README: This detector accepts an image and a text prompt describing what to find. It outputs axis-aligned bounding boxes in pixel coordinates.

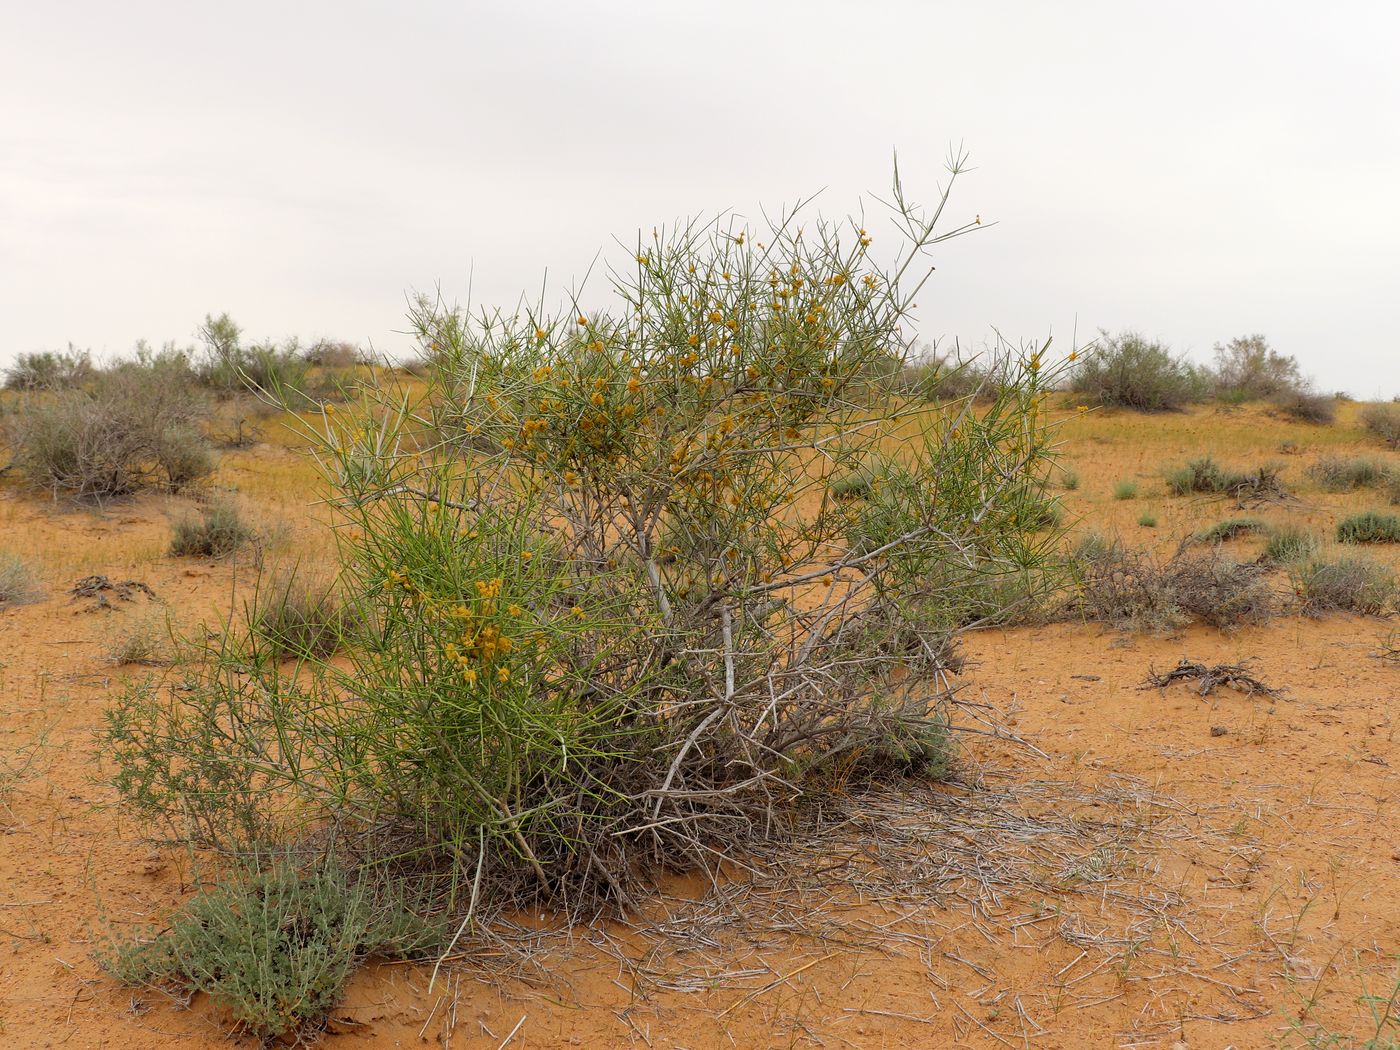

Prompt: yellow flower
[535,328,548,341]
[522,550,534,562]
[590,392,606,407]
[497,666,511,683]
[687,333,699,346]
[627,377,641,393]
[1069,350,1079,362]
[708,310,723,323]
[462,668,478,684]
[508,604,523,617]
[570,605,584,620]
[576,315,588,326]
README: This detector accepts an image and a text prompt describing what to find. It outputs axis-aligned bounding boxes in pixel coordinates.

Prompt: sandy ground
[2,403,1398,1049]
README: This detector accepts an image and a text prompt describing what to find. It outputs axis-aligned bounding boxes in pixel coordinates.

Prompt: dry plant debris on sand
[1141,658,1285,699]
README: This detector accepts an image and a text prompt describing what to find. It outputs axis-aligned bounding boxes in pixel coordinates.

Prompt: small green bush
[1164,457,1286,502]
[1137,513,1157,528]
[1061,469,1080,491]
[1196,518,1268,544]
[1337,512,1400,544]
[1068,331,1209,412]
[106,616,173,667]
[1361,404,1400,449]
[0,554,42,606]
[1166,457,1228,496]
[1307,455,1391,491]
[1261,525,1319,564]
[101,855,444,1043]
[170,504,255,558]
[1294,558,1397,615]
[244,571,348,661]
[1112,480,1138,501]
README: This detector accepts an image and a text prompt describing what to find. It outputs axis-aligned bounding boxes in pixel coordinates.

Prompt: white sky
[3,1,1397,395]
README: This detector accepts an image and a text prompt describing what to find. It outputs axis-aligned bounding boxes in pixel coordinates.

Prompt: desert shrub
[1061,469,1079,491]
[194,313,312,399]
[169,503,255,558]
[105,171,1070,952]
[1261,525,1319,564]
[1272,386,1336,425]
[1362,404,1400,449]
[1071,539,1274,632]
[1164,457,1286,503]
[107,615,173,667]
[1386,474,1400,506]
[102,854,443,1043]
[1337,512,1400,544]
[301,339,363,368]
[1210,335,1303,402]
[1112,480,1138,501]
[243,571,348,661]
[1294,557,1397,615]
[0,554,41,606]
[1307,455,1391,491]
[3,347,93,391]
[1196,517,1268,543]
[1068,331,1209,411]
[1165,457,1228,496]
[1138,513,1157,528]
[6,360,214,500]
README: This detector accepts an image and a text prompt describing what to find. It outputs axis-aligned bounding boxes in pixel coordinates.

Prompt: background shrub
[3,347,93,391]
[194,312,313,400]
[1307,455,1391,491]
[1210,334,1303,401]
[1361,404,1400,449]
[1112,479,1138,501]
[1294,557,1397,615]
[1068,331,1209,411]
[1272,386,1336,425]
[6,359,214,500]
[1070,539,1274,633]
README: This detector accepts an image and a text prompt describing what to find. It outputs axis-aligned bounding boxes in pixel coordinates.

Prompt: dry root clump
[70,575,157,611]
[1141,658,1282,699]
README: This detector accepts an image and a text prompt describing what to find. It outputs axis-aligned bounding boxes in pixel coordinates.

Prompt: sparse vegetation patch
[1337,512,1400,545]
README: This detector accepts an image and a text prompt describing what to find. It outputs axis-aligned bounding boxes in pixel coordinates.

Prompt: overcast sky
[3,1,1397,395]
